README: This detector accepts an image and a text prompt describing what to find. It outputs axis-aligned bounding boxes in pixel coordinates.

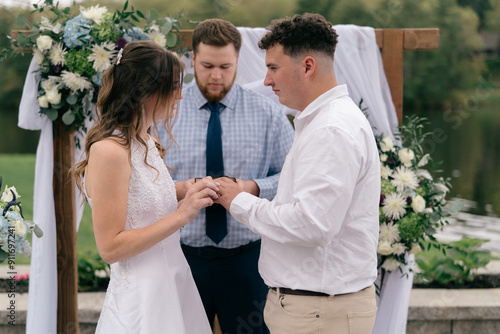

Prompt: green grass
[0,154,96,266]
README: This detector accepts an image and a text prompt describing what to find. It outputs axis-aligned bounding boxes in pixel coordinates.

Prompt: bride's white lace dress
[90,136,211,334]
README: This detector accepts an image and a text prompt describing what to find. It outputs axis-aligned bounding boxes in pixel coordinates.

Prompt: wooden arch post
[14,27,438,333]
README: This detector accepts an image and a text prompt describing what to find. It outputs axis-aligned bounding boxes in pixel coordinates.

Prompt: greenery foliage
[415,238,499,287]
[78,249,110,292]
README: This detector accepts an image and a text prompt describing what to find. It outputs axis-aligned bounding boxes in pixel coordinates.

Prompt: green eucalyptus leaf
[33,224,44,238]
[66,94,78,105]
[15,14,28,27]
[183,73,194,83]
[161,19,173,35]
[147,9,159,21]
[16,34,29,45]
[62,109,75,125]
[166,32,177,48]
[45,108,58,121]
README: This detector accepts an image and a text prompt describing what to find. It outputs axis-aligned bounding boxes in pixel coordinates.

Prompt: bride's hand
[177,177,219,223]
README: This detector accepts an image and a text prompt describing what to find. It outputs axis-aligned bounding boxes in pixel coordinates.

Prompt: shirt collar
[295,84,349,121]
[191,82,239,111]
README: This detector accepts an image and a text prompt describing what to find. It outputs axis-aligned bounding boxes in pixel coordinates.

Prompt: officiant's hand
[178,177,220,223]
[215,177,244,210]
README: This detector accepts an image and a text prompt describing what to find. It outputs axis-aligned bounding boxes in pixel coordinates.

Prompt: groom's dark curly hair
[258,13,339,59]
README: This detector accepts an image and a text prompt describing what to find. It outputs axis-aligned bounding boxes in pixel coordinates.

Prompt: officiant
[158,18,294,334]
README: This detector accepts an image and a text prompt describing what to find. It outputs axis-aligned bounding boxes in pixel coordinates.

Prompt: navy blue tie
[205,102,227,244]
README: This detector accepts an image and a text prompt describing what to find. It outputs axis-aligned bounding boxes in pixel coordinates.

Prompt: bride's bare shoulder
[90,137,129,163]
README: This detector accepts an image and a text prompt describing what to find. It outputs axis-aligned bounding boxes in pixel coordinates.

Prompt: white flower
[380,135,394,152]
[377,240,393,255]
[48,43,67,66]
[33,47,45,65]
[41,76,61,92]
[1,186,20,202]
[380,163,392,179]
[12,220,27,237]
[36,35,53,51]
[398,148,415,167]
[147,30,167,48]
[391,242,406,255]
[149,24,160,32]
[39,16,62,34]
[417,153,430,167]
[416,169,433,180]
[80,5,108,24]
[411,195,426,213]
[391,166,419,192]
[380,154,388,162]
[434,182,449,194]
[46,89,62,105]
[409,243,422,255]
[379,221,401,244]
[88,42,116,73]
[38,95,49,108]
[382,258,401,272]
[61,71,92,93]
[382,193,407,221]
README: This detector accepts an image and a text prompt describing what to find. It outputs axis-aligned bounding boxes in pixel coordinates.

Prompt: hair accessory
[116,48,124,65]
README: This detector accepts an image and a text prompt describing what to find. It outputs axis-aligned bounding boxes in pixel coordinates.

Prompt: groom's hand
[215,177,244,210]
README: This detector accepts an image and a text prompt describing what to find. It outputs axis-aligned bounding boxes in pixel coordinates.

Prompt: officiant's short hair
[192,19,242,55]
[259,13,339,59]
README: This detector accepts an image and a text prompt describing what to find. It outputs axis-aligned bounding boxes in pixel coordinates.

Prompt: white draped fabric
[18,24,407,333]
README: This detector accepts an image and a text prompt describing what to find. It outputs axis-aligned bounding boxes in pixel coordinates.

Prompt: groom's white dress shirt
[230,84,381,295]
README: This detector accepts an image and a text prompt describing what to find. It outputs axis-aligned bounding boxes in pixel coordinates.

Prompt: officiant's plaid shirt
[159,83,294,249]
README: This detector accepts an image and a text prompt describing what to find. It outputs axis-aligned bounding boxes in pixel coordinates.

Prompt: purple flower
[53,64,61,74]
[115,37,127,50]
[406,196,412,205]
[380,193,385,206]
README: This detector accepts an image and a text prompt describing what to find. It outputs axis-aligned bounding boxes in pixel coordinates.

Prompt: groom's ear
[191,51,196,67]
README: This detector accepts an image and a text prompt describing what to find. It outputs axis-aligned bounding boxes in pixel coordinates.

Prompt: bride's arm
[86,139,219,264]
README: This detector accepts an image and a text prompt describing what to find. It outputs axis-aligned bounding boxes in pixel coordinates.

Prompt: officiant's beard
[195,71,237,103]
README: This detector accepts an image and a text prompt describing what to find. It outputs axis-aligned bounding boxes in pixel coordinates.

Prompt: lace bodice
[126,137,177,230]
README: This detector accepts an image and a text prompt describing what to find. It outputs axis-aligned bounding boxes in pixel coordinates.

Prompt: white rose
[398,148,415,167]
[1,186,21,202]
[36,35,53,51]
[409,243,422,255]
[377,240,393,255]
[380,154,388,162]
[46,89,62,105]
[38,95,49,108]
[411,195,426,213]
[12,220,27,237]
[380,135,394,153]
[381,258,401,272]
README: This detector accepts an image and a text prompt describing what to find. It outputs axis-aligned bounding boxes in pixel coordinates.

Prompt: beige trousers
[264,285,377,334]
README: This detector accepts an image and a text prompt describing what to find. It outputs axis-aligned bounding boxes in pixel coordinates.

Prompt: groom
[216,13,381,333]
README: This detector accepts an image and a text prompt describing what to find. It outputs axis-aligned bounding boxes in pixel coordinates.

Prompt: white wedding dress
[89,136,211,334]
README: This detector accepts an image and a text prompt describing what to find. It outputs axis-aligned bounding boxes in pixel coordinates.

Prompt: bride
[73,40,217,333]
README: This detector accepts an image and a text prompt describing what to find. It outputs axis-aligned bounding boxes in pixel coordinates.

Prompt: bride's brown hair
[73,40,184,195]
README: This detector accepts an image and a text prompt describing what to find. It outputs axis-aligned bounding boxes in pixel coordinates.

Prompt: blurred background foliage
[1,0,499,125]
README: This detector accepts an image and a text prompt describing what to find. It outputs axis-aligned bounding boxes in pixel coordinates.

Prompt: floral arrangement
[0,177,43,263]
[3,0,188,147]
[376,115,463,274]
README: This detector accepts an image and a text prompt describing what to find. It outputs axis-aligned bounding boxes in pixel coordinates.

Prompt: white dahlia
[380,163,392,179]
[48,42,67,66]
[61,71,92,93]
[80,5,108,24]
[391,243,406,255]
[382,258,401,272]
[147,30,167,48]
[391,166,419,192]
[379,221,401,244]
[88,42,116,73]
[382,192,407,221]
